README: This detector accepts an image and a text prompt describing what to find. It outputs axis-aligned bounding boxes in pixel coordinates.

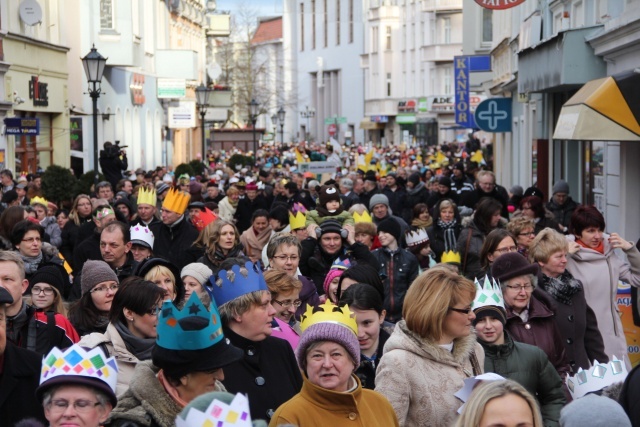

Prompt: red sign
[473,0,526,9]
[328,123,337,135]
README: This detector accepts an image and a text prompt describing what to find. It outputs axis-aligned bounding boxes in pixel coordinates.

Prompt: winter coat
[305,209,354,227]
[41,215,62,247]
[198,244,246,276]
[382,185,407,216]
[372,247,420,323]
[456,216,489,280]
[340,191,360,210]
[427,199,462,263]
[79,322,144,397]
[235,195,269,233]
[297,275,321,318]
[355,327,390,390]
[222,327,303,421]
[150,216,202,271]
[566,234,640,369]
[217,196,237,222]
[505,291,571,379]
[22,243,67,287]
[480,331,565,427]
[402,183,430,223]
[427,189,459,211]
[99,150,128,189]
[269,374,399,427]
[0,342,46,426]
[460,187,510,218]
[536,271,608,372]
[534,214,563,235]
[375,321,484,427]
[107,361,226,427]
[546,197,579,228]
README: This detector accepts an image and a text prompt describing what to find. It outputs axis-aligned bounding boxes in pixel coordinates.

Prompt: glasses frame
[146,306,162,316]
[505,284,533,292]
[448,306,472,314]
[31,286,55,296]
[47,399,101,414]
[272,298,302,308]
[90,284,119,294]
[272,255,300,262]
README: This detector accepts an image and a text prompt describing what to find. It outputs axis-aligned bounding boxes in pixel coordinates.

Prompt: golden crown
[441,250,461,265]
[137,187,157,206]
[353,210,372,223]
[289,211,307,230]
[162,188,190,214]
[300,300,358,336]
[30,196,48,207]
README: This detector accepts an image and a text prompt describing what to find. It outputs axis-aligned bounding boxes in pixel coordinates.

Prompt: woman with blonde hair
[375,266,484,426]
[60,194,93,269]
[507,215,537,258]
[455,380,544,427]
[197,219,246,273]
[218,186,240,222]
[135,257,185,305]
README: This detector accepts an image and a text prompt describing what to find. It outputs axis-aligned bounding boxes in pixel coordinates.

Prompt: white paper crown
[40,345,119,393]
[176,393,253,427]
[405,228,429,246]
[130,225,155,249]
[565,357,628,399]
[472,276,505,311]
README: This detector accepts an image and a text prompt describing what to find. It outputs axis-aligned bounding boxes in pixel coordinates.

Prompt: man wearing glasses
[460,170,510,218]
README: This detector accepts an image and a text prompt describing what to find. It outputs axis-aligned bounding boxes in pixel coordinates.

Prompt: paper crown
[353,210,373,223]
[472,276,505,311]
[163,187,191,214]
[209,261,268,307]
[130,225,154,249]
[405,228,429,246]
[40,345,119,395]
[192,208,218,232]
[30,196,48,207]
[300,300,358,336]
[176,393,253,427]
[566,357,628,399]
[157,292,225,351]
[292,202,307,214]
[289,211,307,230]
[137,186,157,206]
[330,258,351,270]
[441,250,461,265]
[94,206,115,220]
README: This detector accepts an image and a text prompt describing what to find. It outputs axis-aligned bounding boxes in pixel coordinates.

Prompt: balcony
[368,5,401,21]
[422,0,462,13]
[155,50,198,80]
[421,43,462,63]
[364,99,400,116]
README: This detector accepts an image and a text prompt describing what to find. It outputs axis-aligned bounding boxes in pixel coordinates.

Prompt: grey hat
[509,185,524,196]
[560,394,631,427]
[181,262,213,285]
[80,260,118,296]
[156,183,170,195]
[369,193,390,210]
[553,180,570,195]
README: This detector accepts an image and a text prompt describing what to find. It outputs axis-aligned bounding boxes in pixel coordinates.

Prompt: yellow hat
[441,251,461,265]
[300,300,358,335]
[137,187,157,207]
[353,210,373,223]
[30,196,48,207]
[289,211,306,230]
[162,188,190,215]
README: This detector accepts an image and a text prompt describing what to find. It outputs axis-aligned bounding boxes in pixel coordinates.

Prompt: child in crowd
[305,184,355,227]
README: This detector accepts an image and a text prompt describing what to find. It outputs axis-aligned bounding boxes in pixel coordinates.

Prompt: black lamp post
[195,83,212,162]
[300,105,315,140]
[270,113,278,140]
[82,44,107,188]
[277,106,286,145]
[249,99,259,164]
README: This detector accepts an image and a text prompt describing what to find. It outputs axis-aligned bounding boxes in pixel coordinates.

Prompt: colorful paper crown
[209,261,268,307]
[163,187,191,214]
[192,208,218,232]
[330,258,351,270]
[40,345,119,395]
[176,393,253,427]
[94,206,115,220]
[566,357,628,399]
[405,228,429,246]
[441,250,461,265]
[472,276,505,311]
[137,186,157,206]
[289,211,307,230]
[30,196,48,207]
[292,202,307,214]
[130,225,154,249]
[300,300,358,336]
[353,210,373,223]
[157,292,224,351]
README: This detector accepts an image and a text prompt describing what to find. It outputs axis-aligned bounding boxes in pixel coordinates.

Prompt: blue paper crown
[331,258,351,270]
[156,293,224,351]
[209,261,268,307]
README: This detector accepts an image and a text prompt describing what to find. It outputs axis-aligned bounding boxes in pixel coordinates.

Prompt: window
[324,0,328,47]
[572,0,585,28]
[300,3,305,50]
[372,26,378,52]
[312,0,316,49]
[132,0,140,38]
[443,17,451,44]
[336,0,341,45]
[482,8,493,44]
[385,26,392,50]
[100,0,114,30]
[349,0,354,43]
[386,73,392,96]
[444,68,452,94]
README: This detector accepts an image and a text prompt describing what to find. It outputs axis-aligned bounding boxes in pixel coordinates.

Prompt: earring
[127,317,133,322]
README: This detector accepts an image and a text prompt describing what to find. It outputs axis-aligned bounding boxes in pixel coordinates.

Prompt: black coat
[359,188,379,212]
[235,195,269,234]
[340,191,360,210]
[355,327,390,390]
[619,362,640,426]
[222,328,303,421]
[372,247,420,323]
[0,342,46,426]
[99,150,128,189]
[150,217,202,271]
[382,186,406,216]
[402,184,430,223]
[460,188,509,218]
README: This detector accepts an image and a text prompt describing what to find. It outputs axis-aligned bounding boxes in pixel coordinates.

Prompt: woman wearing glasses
[519,196,563,235]
[264,269,303,350]
[79,277,165,396]
[478,229,518,280]
[507,216,537,258]
[69,260,120,337]
[491,253,571,379]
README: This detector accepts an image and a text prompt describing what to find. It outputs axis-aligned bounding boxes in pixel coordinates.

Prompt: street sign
[474,0,526,10]
[474,98,512,132]
[4,117,40,135]
[168,101,196,129]
[298,161,338,175]
[324,116,347,125]
[158,78,186,99]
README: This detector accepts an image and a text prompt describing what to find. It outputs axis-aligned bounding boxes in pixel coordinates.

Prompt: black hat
[134,258,185,305]
[318,184,341,208]
[284,182,298,192]
[439,176,452,187]
[29,266,67,297]
[523,186,544,200]
[408,172,421,187]
[454,162,465,172]
[1,190,18,204]
[187,201,205,210]
[377,218,401,243]
[473,305,507,326]
[0,286,13,305]
[490,252,539,283]
[364,175,377,184]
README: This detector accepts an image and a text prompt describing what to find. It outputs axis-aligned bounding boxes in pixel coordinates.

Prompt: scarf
[437,218,458,252]
[539,270,582,306]
[22,252,43,274]
[157,369,189,408]
[316,205,345,217]
[412,218,433,229]
[576,238,604,254]
[114,320,155,360]
[407,181,425,196]
[241,226,272,260]
[228,196,238,208]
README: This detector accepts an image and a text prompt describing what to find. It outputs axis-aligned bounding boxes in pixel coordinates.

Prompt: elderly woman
[136,257,185,305]
[491,253,571,379]
[477,229,518,279]
[427,199,462,263]
[79,277,165,396]
[197,219,246,273]
[375,266,484,427]
[507,216,537,258]
[240,209,272,263]
[11,219,66,284]
[213,259,303,422]
[354,221,378,250]
[218,186,240,222]
[37,344,118,427]
[566,205,640,369]
[269,300,399,427]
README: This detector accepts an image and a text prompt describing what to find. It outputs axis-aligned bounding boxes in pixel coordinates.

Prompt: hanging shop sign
[130,73,146,105]
[454,56,491,128]
[4,117,40,135]
[474,0,526,10]
[29,76,48,107]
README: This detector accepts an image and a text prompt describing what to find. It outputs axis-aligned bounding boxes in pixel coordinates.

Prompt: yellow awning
[554,72,640,141]
[359,119,384,130]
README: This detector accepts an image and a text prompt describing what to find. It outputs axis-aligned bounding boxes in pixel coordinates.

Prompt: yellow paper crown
[441,250,461,265]
[162,188,190,214]
[353,210,373,223]
[137,187,157,207]
[30,196,48,207]
[300,300,358,336]
[289,211,306,230]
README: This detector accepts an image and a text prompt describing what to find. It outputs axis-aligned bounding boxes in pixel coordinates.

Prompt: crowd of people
[1,138,640,426]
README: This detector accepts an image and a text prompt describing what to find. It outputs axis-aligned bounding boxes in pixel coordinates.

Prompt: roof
[251,17,282,45]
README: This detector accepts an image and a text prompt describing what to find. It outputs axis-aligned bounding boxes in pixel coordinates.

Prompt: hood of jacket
[41,242,63,265]
[566,233,615,261]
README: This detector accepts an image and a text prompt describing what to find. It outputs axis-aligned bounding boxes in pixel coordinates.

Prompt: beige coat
[375,321,484,427]
[566,235,640,369]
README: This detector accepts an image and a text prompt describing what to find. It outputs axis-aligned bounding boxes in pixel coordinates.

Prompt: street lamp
[277,106,286,145]
[249,99,260,164]
[270,113,278,138]
[300,106,315,140]
[195,83,212,163]
[82,44,107,188]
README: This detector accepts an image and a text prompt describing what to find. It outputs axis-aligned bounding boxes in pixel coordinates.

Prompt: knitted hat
[181,263,213,286]
[559,394,631,427]
[473,305,507,326]
[523,186,544,200]
[80,260,118,296]
[323,269,344,296]
[245,182,258,191]
[510,185,524,196]
[454,162,465,172]
[439,176,452,187]
[318,219,344,237]
[29,266,67,297]
[318,184,341,208]
[553,180,570,195]
[408,172,421,187]
[490,252,539,283]
[369,193,389,210]
[377,218,401,243]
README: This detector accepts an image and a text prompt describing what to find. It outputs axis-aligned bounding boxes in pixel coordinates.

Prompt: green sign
[324,116,347,125]
[396,114,416,124]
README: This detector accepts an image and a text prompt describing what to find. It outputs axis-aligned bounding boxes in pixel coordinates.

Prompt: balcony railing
[422,0,462,12]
